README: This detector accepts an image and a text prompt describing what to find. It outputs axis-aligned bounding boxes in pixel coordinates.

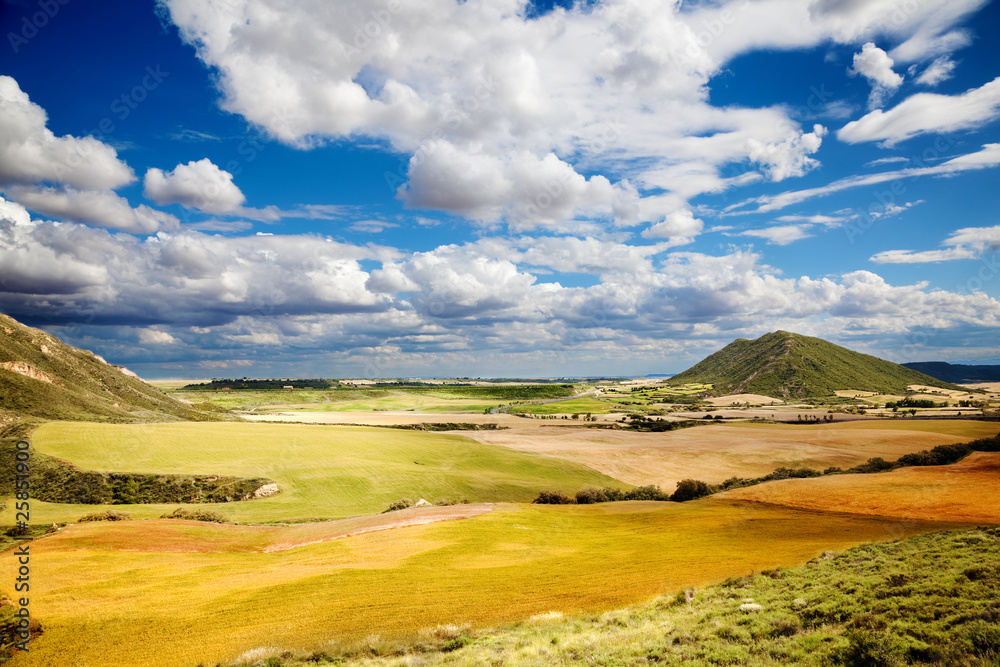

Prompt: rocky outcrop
[0,361,56,385]
[244,483,280,500]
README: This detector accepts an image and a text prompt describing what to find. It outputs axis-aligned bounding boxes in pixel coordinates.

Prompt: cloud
[398,143,619,229]
[4,185,178,234]
[740,224,815,245]
[0,76,135,191]
[871,225,1000,263]
[137,328,179,345]
[729,143,1000,214]
[0,197,396,327]
[747,124,827,181]
[349,220,398,234]
[914,56,956,86]
[838,77,1000,146]
[848,42,903,109]
[641,209,704,244]
[0,76,187,234]
[9,189,998,375]
[159,0,963,228]
[144,159,247,214]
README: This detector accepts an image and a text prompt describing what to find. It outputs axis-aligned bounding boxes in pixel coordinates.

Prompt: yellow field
[467,420,1000,491]
[0,500,961,667]
[721,452,1000,522]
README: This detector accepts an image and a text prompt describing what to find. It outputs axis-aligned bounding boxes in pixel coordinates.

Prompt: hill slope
[0,312,220,424]
[903,361,1000,384]
[669,331,967,399]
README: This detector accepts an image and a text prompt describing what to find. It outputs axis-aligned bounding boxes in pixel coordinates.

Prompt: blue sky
[1,0,999,378]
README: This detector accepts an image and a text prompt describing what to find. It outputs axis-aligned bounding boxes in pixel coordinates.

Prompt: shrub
[441,635,471,652]
[628,484,670,501]
[966,620,1000,656]
[382,498,413,513]
[670,479,715,502]
[533,491,575,504]
[576,488,609,504]
[79,510,131,522]
[846,457,898,474]
[835,628,906,667]
[159,508,227,523]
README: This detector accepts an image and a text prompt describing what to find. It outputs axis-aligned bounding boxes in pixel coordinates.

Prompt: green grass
[2,422,626,523]
[171,386,571,414]
[510,397,622,415]
[0,500,962,667]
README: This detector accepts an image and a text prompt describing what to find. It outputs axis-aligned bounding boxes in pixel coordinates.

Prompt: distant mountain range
[669,331,967,399]
[902,362,1000,384]
[0,312,221,426]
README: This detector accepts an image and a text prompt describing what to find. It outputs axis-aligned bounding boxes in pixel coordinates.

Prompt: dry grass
[466,420,1000,491]
[0,501,958,667]
[720,451,1000,522]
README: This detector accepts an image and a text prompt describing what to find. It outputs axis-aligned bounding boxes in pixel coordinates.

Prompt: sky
[0,0,999,379]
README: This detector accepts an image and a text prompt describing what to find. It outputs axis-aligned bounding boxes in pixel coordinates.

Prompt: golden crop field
[720,451,1000,522]
[467,420,1000,490]
[0,499,962,667]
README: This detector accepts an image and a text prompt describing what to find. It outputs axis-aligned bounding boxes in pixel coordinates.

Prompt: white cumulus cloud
[848,42,903,109]
[144,159,247,214]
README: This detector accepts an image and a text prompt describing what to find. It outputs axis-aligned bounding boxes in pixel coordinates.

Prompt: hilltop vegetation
[669,331,966,399]
[0,313,222,424]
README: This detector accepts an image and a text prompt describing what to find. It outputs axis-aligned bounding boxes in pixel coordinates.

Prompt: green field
[510,397,624,415]
[170,384,579,414]
[4,422,624,524]
[0,500,960,667]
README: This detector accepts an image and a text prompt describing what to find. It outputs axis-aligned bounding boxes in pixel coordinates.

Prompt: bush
[441,635,471,652]
[79,510,131,522]
[382,498,413,513]
[533,491,575,504]
[966,620,1000,656]
[159,508,227,523]
[576,488,609,504]
[846,457,898,474]
[670,479,715,502]
[835,628,906,667]
[628,484,670,501]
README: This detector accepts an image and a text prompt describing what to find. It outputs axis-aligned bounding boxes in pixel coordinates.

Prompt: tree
[670,479,714,502]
